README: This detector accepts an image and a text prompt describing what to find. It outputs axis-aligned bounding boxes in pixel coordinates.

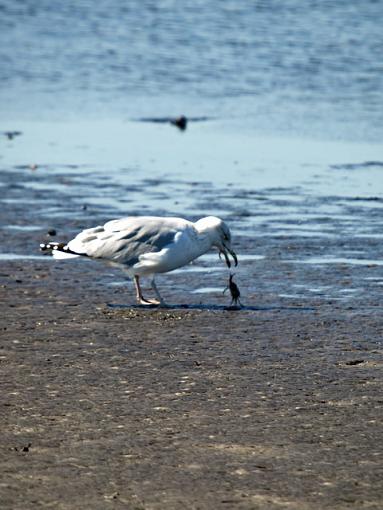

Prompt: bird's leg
[151,278,167,307]
[134,275,159,306]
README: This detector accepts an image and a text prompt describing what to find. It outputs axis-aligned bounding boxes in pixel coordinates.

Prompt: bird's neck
[193,218,219,256]
[193,229,216,258]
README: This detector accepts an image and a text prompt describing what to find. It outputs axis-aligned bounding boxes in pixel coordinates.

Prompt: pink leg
[134,275,160,305]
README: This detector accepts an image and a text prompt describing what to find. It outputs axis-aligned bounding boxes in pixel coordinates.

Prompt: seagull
[40,215,237,306]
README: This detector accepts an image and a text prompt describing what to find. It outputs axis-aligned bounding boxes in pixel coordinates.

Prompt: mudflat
[1,127,383,509]
[1,257,382,510]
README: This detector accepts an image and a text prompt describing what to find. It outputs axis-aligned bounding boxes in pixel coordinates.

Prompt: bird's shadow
[106,303,315,312]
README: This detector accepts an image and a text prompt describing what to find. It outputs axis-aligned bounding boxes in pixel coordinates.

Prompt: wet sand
[1,126,383,509]
[1,258,382,509]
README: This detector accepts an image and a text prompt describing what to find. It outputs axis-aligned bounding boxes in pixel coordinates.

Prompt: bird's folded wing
[67,216,192,266]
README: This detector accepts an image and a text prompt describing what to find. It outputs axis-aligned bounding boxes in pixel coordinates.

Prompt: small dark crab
[223,273,242,307]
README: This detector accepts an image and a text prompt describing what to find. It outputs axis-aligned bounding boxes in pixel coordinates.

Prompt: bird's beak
[219,246,238,268]
[228,247,238,267]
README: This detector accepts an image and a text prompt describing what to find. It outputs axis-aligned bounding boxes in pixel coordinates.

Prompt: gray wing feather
[68,216,191,266]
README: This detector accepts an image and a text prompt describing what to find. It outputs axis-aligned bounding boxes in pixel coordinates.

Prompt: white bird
[40,215,237,306]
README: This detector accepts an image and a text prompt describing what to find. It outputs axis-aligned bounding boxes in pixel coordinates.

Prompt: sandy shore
[1,124,383,508]
[1,256,382,509]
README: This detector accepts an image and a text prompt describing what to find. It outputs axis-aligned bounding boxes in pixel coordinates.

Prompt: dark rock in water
[170,115,187,131]
[3,131,22,140]
[133,115,216,130]
[133,115,218,131]
[47,228,57,236]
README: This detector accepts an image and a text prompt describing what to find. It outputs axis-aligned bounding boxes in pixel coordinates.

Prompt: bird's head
[195,216,238,268]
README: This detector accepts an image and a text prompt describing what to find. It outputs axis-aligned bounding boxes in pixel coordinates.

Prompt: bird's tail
[40,242,84,259]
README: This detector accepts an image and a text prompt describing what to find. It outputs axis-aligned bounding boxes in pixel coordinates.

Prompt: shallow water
[1,121,382,306]
[0,253,49,261]
[1,0,383,142]
[293,257,383,266]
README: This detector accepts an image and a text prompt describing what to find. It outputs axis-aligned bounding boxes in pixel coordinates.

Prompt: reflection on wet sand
[0,121,382,306]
